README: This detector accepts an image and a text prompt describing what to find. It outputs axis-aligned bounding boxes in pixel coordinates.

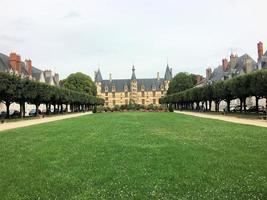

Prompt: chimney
[109,73,112,82]
[257,41,263,61]
[9,52,17,72]
[16,54,21,73]
[54,73,59,85]
[25,59,32,76]
[206,68,212,80]
[157,72,160,81]
[222,58,228,71]
[196,75,202,84]
[44,70,52,78]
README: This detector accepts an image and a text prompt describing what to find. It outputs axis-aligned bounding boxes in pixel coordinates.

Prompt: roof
[0,53,11,72]
[164,65,172,80]
[0,52,59,85]
[209,54,257,82]
[131,66,136,80]
[95,69,103,82]
[100,78,165,92]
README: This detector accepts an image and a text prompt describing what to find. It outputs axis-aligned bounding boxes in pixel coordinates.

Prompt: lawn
[0,112,266,199]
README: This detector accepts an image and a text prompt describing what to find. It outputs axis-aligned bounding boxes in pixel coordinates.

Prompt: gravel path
[0,112,92,132]
[175,111,267,128]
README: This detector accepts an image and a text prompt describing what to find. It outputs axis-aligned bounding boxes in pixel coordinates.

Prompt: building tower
[94,69,103,95]
[164,63,172,91]
[130,65,137,104]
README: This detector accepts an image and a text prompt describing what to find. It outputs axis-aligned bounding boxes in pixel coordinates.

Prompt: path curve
[0,112,92,132]
[175,111,267,128]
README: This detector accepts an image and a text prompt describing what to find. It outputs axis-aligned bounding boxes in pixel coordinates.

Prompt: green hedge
[0,72,104,117]
[160,69,267,112]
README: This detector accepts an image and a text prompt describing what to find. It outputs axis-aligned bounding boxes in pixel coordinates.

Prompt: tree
[60,72,97,96]
[167,72,196,95]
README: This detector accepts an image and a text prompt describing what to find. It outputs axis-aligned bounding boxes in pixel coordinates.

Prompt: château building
[95,65,172,107]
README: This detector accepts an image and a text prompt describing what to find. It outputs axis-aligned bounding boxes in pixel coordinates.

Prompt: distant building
[95,65,172,107]
[0,52,59,85]
[0,52,60,114]
[202,41,267,111]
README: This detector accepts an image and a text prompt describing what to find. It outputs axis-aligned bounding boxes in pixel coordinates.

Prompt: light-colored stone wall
[98,90,166,107]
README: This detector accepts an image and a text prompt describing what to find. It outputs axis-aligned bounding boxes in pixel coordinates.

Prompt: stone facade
[95,65,172,107]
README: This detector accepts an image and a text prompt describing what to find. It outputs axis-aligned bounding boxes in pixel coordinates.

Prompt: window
[105,97,108,101]
[105,86,108,92]
[153,99,156,104]
[113,100,116,105]
[142,99,145,105]
[125,99,128,105]
[105,103,108,106]
[125,92,128,97]
[142,91,145,97]
[161,91,164,95]
[105,92,108,96]
[112,92,115,98]
[153,91,156,97]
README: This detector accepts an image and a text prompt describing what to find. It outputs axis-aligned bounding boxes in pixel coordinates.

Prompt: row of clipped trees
[160,69,267,113]
[0,72,104,118]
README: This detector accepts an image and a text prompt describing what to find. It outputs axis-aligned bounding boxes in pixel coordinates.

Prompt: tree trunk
[35,104,40,117]
[6,102,10,119]
[255,96,259,113]
[240,99,243,113]
[20,101,24,118]
[226,99,230,112]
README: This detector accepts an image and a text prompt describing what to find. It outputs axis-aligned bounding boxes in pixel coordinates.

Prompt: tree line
[160,69,267,113]
[0,72,104,118]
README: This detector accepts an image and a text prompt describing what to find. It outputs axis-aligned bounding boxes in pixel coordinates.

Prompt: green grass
[0,112,266,199]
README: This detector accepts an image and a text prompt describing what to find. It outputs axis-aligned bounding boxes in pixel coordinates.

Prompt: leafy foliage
[60,72,97,96]
[167,72,197,95]
[160,69,267,112]
[0,72,104,117]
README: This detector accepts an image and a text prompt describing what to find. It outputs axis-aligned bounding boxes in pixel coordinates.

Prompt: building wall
[98,90,167,107]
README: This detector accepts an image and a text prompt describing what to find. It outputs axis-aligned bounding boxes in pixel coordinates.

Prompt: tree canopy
[60,72,97,96]
[167,72,197,95]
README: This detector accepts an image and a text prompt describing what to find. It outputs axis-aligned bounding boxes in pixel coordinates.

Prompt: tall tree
[167,72,196,95]
[60,72,97,96]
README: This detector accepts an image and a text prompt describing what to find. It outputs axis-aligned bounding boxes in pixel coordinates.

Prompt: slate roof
[131,66,136,80]
[209,54,257,83]
[0,52,59,85]
[100,78,165,92]
[95,69,103,82]
[164,65,172,81]
[97,65,172,92]
[0,53,11,72]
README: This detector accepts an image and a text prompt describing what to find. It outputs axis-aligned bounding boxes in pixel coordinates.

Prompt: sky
[0,0,267,80]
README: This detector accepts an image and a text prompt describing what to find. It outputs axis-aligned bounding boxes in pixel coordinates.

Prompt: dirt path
[0,112,92,132]
[175,111,267,128]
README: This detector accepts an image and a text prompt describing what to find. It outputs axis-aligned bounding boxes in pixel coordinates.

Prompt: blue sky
[0,0,266,79]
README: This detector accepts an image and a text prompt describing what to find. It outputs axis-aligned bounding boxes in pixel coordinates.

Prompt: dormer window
[124,84,128,91]
[112,84,116,92]
[105,86,108,92]
[152,85,156,91]
[141,85,145,91]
